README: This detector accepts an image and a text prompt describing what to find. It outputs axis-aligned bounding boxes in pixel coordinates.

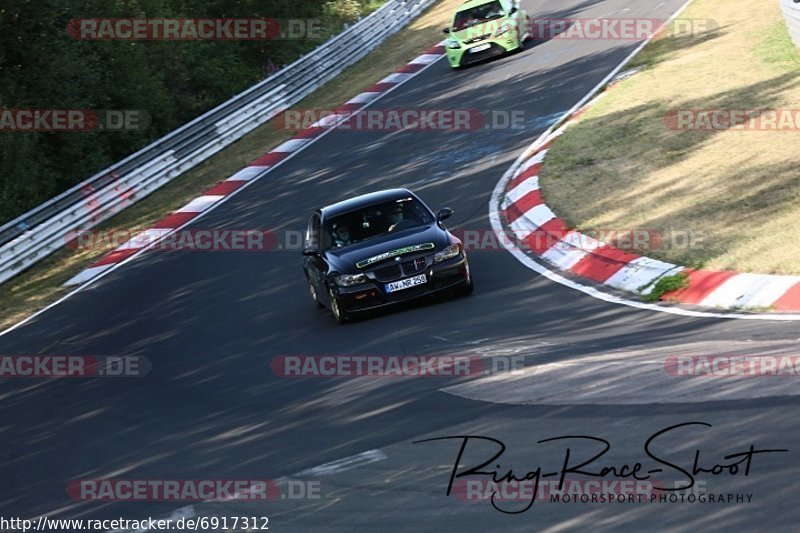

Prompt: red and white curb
[65,44,447,287]
[498,100,800,313]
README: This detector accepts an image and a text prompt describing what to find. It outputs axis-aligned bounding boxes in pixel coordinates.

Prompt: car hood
[324,224,450,273]
[452,19,507,41]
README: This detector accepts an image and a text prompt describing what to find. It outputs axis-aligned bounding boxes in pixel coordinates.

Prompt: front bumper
[330,254,470,314]
[446,37,519,68]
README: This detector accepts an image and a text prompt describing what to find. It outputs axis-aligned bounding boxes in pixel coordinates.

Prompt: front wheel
[517,15,531,49]
[328,288,350,324]
[456,277,474,297]
[514,32,526,53]
[309,282,324,309]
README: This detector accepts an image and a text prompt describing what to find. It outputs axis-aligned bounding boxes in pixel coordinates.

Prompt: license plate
[385,274,427,293]
[469,43,491,53]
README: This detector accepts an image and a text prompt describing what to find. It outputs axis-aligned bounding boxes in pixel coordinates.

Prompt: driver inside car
[387,204,406,232]
[386,202,422,232]
[332,224,352,247]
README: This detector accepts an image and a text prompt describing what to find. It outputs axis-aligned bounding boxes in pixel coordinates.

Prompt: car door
[303,212,328,299]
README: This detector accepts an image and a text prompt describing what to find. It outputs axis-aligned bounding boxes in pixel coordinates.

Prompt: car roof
[457,0,499,12]
[320,188,417,219]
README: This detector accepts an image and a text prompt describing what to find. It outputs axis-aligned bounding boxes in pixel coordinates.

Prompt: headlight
[447,38,461,49]
[494,24,511,37]
[334,273,368,287]
[434,243,461,263]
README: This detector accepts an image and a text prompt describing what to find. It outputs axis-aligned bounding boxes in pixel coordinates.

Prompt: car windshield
[453,1,506,31]
[323,197,435,250]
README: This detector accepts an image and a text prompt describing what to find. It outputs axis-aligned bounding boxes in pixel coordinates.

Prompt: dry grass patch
[540,0,800,274]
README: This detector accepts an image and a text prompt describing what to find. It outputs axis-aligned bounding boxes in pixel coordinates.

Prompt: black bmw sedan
[302,188,473,323]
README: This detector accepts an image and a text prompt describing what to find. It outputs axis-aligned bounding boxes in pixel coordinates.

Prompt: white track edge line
[488,0,800,322]
[0,54,446,338]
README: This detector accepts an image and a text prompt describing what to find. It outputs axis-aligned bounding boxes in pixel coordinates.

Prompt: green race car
[443,0,531,69]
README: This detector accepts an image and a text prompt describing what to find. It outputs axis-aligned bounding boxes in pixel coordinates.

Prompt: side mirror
[442,27,451,34]
[509,7,518,14]
[437,207,454,221]
[302,247,319,256]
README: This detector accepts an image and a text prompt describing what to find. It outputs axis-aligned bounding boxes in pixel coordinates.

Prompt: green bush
[642,272,690,302]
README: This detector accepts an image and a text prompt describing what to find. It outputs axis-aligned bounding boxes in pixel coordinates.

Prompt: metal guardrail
[0,0,436,285]
[782,0,800,47]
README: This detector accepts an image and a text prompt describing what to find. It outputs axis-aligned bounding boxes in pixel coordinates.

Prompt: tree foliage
[0,0,380,224]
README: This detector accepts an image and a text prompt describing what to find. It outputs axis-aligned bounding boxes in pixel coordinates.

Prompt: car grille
[371,256,428,282]
[463,33,491,45]
[401,257,427,276]
[462,43,506,65]
[374,264,402,281]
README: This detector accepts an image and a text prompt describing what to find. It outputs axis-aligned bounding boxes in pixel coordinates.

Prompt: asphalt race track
[2,0,799,531]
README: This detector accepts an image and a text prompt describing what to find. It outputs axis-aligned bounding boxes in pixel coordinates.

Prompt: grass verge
[0,0,461,332]
[643,272,689,302]
[539,0,800,276]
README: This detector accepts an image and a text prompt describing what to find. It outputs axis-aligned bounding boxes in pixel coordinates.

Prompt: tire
[456,277,474,297]
[308,282,324,309]
[516,16,530,51]
[513,32,526,53]
[328,287,350,324]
